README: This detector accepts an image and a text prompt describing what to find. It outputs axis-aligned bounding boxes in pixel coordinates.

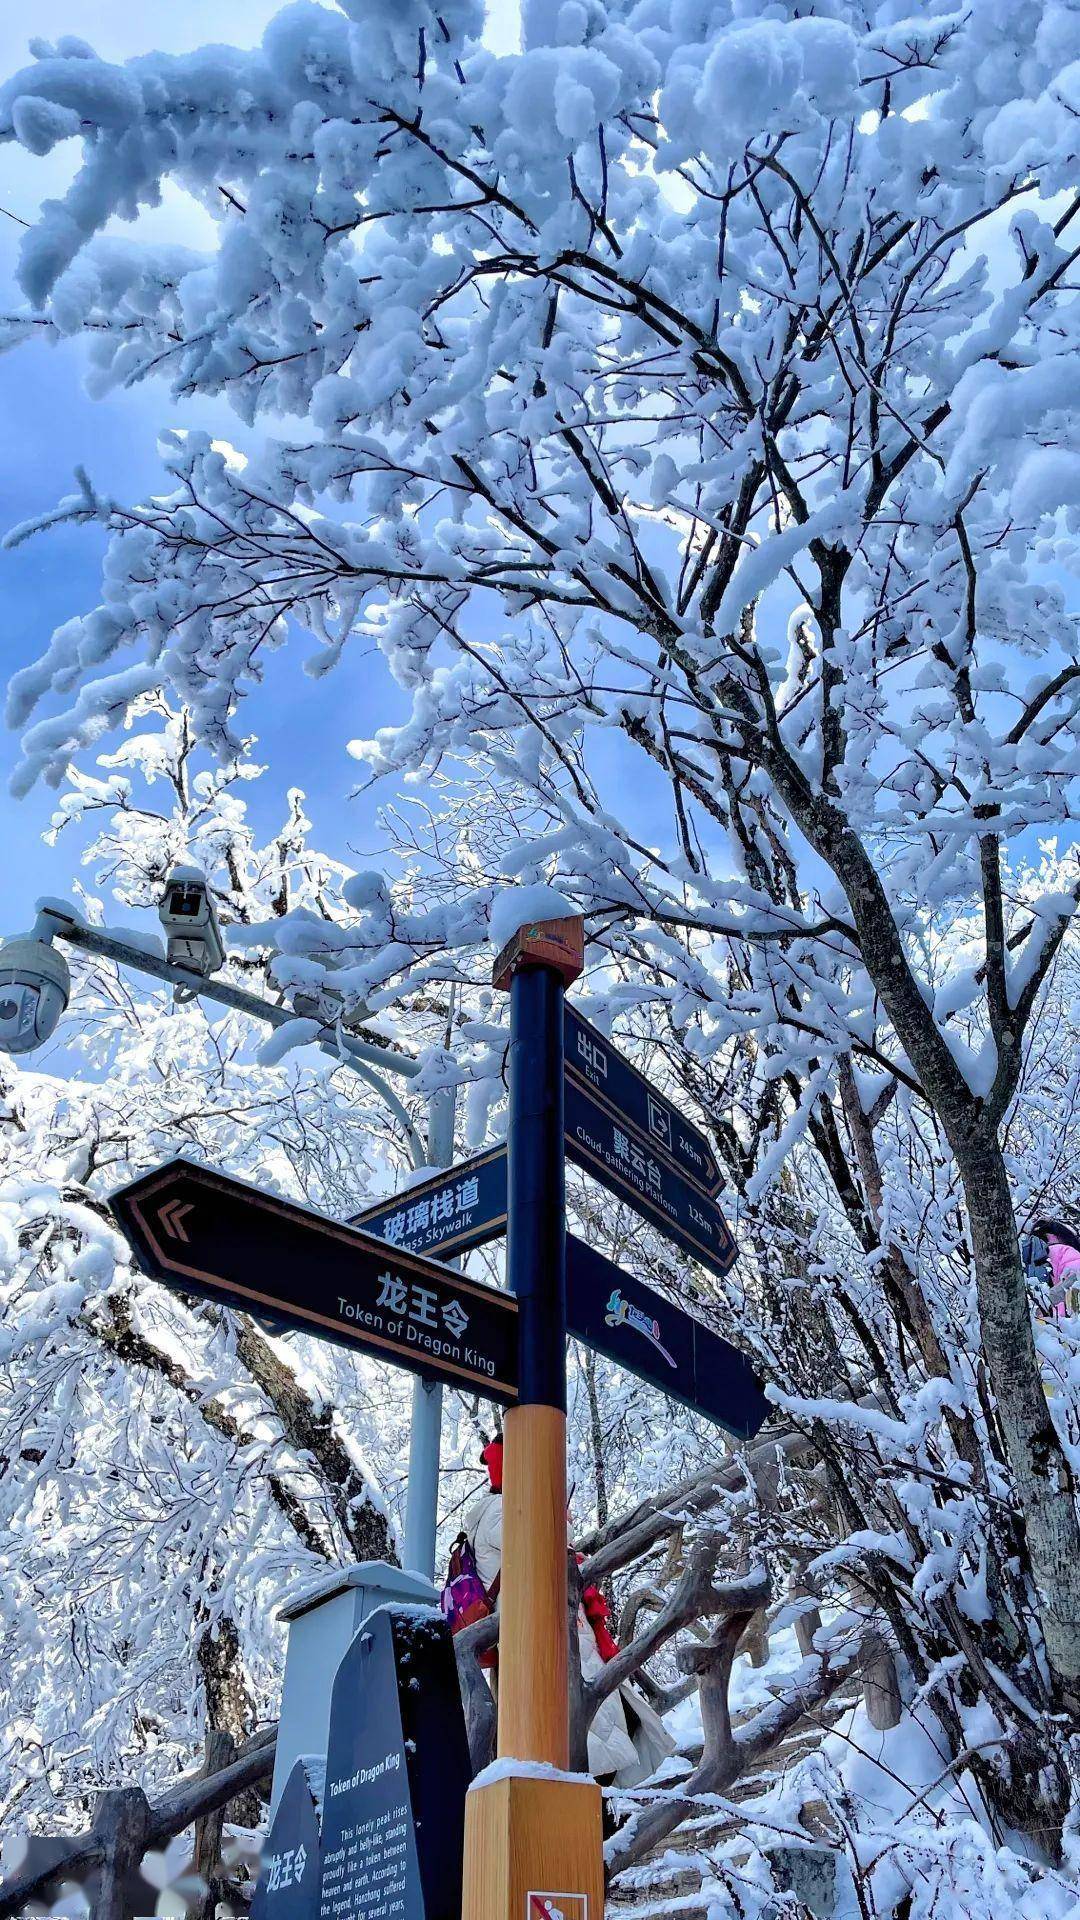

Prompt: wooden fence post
[91,1787,151,1920]
[792,1550,824,1657]
[862,1631,903,1730]
[191,1729,237,1919]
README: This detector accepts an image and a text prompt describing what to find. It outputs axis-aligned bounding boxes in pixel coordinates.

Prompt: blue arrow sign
[565,1007,722,1197]
[566,1237,767,1439]
[564,1078,738,1279]
[350,1146,508,1260]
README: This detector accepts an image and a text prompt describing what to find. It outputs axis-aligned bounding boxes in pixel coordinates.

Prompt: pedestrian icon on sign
[528,1896,589,1919]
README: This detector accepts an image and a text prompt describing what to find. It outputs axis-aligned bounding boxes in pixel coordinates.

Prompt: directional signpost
[462,912,604,1920]
[354,1015,734,1278]
[109,908,767,1920]
[110,1159,520,1404]
[564,1006,722,1194]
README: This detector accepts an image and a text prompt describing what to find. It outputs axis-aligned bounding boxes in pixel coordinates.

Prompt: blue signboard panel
[350,1147,507,1260]
[564,1008,722,1197]
[564,1079,738,1280]
[566,1237,767,1440]
[320,1607,470,1920]
[354,1088,736,1285]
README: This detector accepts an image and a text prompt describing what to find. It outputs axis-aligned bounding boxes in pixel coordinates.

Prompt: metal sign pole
[402,1081,458,1579]
[463,914,604,1920]
[498,959,571,1763]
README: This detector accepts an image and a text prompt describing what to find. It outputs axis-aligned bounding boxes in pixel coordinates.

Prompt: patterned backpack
[440,1532,495,1632]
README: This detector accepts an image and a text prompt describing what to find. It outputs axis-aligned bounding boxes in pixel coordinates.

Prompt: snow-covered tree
[4,0,1080,1898]
[0,705,416,1831]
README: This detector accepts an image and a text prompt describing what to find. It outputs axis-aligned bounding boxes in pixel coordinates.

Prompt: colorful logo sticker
[603,1289,676,1369]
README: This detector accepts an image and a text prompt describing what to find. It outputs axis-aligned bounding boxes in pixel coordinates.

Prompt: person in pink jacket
[1024,1217,1080,1317]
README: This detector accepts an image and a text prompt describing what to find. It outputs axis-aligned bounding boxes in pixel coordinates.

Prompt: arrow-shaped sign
[111,1160,520,1403]
[565,1238,767,1440]
[564,1008,722,1197]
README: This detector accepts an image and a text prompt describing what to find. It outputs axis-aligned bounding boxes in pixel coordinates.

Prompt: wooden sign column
[462,914,604,1920]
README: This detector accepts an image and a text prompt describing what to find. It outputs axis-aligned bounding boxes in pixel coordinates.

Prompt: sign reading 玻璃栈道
[109,1159,519,1403]
[350,1146,507,1260]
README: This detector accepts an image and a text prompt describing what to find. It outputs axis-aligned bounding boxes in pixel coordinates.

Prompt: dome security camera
[0,935,71,1055]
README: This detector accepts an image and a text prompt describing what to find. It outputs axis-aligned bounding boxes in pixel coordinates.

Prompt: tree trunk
[953,1142,1080,1695]
[769,783,1080,1699]
[198,1612,263,1829]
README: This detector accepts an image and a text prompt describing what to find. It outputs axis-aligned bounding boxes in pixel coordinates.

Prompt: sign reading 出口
[564,1008,722,1197]
[110,1160,519,1402]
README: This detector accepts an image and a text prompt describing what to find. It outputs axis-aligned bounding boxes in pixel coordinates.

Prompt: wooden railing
[0,1728,276,1920]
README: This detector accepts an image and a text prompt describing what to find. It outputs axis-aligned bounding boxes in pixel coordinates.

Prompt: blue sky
[0,1,531,940]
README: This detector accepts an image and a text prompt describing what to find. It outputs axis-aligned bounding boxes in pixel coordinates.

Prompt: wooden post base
[461,1773,605,1920]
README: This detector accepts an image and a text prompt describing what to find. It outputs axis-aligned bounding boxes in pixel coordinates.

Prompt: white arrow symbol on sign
[159,1199,194,1243]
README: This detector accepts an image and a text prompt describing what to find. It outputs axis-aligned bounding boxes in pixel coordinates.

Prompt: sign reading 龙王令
[110,1160,519,1402]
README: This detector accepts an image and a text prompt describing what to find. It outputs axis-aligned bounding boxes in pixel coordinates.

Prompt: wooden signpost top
[491,913,584,991]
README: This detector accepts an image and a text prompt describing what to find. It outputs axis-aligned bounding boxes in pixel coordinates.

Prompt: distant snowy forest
[1,2,1080,1915]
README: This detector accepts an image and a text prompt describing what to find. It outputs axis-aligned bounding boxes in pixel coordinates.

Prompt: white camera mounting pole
[18,901,450,1578]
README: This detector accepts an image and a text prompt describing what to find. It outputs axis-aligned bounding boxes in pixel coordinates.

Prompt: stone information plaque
[319,1605,470,1920]
[250,1757,322,1920]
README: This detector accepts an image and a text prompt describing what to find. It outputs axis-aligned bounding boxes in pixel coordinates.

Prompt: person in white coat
[463,1437,674,1787]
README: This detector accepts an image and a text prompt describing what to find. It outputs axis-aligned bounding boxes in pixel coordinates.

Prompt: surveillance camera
[0,935,71,1055]
[158,865,225,977]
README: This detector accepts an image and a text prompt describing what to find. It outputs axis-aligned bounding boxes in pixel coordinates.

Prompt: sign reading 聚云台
[563,1078,738,1280]
[109,1160,519,1402]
